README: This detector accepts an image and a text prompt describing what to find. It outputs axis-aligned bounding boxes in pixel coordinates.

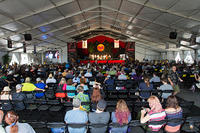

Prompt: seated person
[35,78,47,98]
[5,111,36,133]
[89,100,110,133]
[158,78,173,99]
[12,84,26,111]
[46,73,56,84]
[91,87,102,111]
[75,86,90,112]
[108,68,117,76]
[140,96,166,132]
[66,70,74,79]
[72,73,80,84]
[104,75,114,90]
[76,78,89,91]
[150,73,161,83]
[84,69,92,78]
[66,79,76,99]
[55,78,67,102]
[118,71,127,80]
[0,110,5,133]
[64,98,88,133]
[0,73,9,89]
[111,99,131,133]
[22,77,44,92]
[190,73,200,92]
[96,72,104,77]
[0,86,12,111]
[138,77,154,99]
[165,95,183,133]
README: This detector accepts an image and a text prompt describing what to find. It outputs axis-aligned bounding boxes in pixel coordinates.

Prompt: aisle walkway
[177,88,200,108]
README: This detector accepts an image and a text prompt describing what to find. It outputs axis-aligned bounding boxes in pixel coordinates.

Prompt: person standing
[168,66,183,95]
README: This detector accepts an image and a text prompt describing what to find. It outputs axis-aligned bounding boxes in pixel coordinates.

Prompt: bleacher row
[22,116,200,133]
[0,88,193,116]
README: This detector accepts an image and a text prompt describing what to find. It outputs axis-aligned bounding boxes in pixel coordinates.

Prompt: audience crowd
[0,61,199,133]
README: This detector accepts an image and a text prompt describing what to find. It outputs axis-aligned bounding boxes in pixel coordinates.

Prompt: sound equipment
[169,31,177,39]
[34,45,36,54]
[7,39,12,48]
[24,34,32,41]
[23,42,26,53]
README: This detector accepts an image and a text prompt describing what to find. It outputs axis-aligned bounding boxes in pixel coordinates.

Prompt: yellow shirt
[22,83,36,91]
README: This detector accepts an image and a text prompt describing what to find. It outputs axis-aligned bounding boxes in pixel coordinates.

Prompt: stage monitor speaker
[24,34,32,41]
[169,31,177,39]
[7,39,12,48]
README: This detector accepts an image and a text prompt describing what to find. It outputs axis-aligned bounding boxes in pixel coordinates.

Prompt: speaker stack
[169,31,177,39]
[7,39,12,48]
[24,34,32,41]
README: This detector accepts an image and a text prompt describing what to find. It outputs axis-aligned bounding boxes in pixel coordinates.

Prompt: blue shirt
[139,82,154,99]
[150,76,161,83]
[67,86,76,97]
[35,83,46,98]
[73,77,80,83]
[159,84,173,99]
[105,78,114,90]
[64,109,88,133]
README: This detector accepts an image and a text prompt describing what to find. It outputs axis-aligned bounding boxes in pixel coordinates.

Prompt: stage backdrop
[76,35,135,60]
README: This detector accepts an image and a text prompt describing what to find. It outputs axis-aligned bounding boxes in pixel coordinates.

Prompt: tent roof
[0,0,200,53]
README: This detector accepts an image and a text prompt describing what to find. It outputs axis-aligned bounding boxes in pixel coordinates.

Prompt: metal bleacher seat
[48,99,62,112]
[36,99,49,111]
[125,79,138,90]
[47,83,58,90]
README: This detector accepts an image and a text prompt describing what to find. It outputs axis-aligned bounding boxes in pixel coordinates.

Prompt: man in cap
[12,84,26,111]
[64,98,88,133]
[89,99,110,133]
[35,78,47,98]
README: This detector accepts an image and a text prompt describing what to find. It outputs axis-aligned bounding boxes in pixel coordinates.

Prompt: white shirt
[0,125,5,133]
[46,78,56,84]
[84,72,92,78]
[118,74,127,80]
[6,122,35,133]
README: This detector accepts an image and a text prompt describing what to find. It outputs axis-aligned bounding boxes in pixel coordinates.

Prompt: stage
[80,60,125,64]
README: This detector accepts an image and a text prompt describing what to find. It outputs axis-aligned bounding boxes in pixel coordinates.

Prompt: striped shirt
[165,108,183,132]
[148,109,166,131]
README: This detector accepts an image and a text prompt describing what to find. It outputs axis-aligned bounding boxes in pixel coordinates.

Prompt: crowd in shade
[0,60,199,133]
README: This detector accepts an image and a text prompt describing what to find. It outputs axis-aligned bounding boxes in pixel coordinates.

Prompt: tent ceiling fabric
[0,0,199,52]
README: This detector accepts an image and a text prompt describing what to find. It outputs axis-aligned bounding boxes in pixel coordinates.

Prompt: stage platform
[80,60,125,64]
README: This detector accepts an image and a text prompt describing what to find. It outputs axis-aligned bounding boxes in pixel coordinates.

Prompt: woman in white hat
[0,86,12,110]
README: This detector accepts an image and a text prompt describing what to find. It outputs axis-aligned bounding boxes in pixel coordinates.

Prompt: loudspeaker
[7,39,12,48]
[169,31,177,39]
[23,43,26,53]
[24,34,32,41]
[33,45,36,54]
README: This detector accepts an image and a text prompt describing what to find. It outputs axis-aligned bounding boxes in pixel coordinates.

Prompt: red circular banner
[97,44,105,52]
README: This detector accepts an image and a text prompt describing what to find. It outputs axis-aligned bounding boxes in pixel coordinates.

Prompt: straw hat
[3,86,11,92]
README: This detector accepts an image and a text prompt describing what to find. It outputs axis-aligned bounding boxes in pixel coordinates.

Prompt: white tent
[0,0,199,62]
